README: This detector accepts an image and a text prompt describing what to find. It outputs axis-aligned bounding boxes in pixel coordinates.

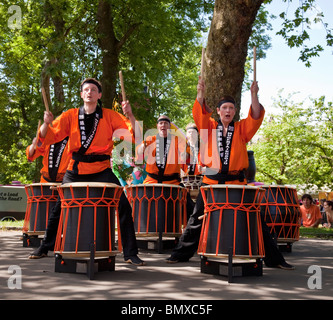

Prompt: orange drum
[181,175,203,201]
[260,185,301,243]
[54,183,123,257]
[198,185,265,258]
[23,183,60,235]
[126,184,187,236]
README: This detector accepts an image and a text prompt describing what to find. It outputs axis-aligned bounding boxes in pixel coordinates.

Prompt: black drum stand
[136,232,180,253]
[54,242,117,280]
[200,248,263,283]
[22,232,44,248]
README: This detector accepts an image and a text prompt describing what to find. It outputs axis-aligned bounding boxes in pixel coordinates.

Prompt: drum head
[201,184,264,191]
[28,183,61,187]
[126,183,184,189]
[60,182,121,189]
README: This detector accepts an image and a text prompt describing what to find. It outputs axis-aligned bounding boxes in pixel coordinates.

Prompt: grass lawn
[300,226,333,239]
[0,219,24,230]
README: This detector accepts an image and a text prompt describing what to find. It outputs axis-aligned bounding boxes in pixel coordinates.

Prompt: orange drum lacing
[126,184,187,234]
[23,185,58,233]
[198,186,265,258]
[261,186,301,241]
[54,185,123,254]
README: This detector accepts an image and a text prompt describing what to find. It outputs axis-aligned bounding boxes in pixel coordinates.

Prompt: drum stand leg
[136,232,179,253]
[54,242,116,280]
[200,248,263,283]
[88,242,96,280]
[228,248,233,283]
[158,232,163,254]
[278,242,293,253]
[22,233,43,248]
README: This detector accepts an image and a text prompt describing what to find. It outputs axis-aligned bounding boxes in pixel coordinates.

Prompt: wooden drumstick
[41,87,53,127]
[41,87,49,112]
[34,120,41,150]
[200,47,205,79]
[119,71,128,117]
[253,46,257,83]
[119,71,127,102]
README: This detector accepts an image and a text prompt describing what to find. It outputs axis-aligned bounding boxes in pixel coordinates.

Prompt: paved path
[0,231,332,300]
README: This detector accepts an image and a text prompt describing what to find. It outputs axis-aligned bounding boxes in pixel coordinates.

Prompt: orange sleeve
[192,98,216,133]
[42,110,72,146]
[26,144,45,162]
[238,105,265,143]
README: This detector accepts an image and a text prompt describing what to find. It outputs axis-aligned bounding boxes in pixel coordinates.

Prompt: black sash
[44,137,69,182]
[155,134,171,175]
[206,120,240,184]
[72,105,103,174]
[187,142,199,175]
[77,105,102,154]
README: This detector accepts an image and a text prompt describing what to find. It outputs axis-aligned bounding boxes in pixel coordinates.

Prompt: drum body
[181,175,203,201]
[126,184,187,235]
[198,185,265,258]
[23,183,59,234]
[54,183,123,257]
[260,185,301,242]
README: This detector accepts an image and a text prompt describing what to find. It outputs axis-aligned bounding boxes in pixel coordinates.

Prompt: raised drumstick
[119,71,128,117]
[119,71,127,102]
[253,46,257,83]
[41,87,49,112]
[41,87,53,127]
[200,47,205,79]
[34,120,41,150]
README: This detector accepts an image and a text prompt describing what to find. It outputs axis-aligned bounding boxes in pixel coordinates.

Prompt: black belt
[147,172,180,184]
[72,152,110,163]
[205,170,245,184]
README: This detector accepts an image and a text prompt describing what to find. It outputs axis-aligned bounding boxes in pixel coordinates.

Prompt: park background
[0,0,332,196]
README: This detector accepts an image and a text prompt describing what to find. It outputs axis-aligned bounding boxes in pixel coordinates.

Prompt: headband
[157,117,171,124]
[81,79,102,93]
[218,99,235,108]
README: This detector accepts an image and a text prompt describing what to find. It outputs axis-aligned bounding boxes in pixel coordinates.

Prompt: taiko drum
[260,185,301,243]
[126,184,187,236]
[23,183,60,235]
[54,183,123,257]
[198,185,265,258]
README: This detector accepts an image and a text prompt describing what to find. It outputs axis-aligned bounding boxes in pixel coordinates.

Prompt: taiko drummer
[26,135,70,184]
[29,78,145,266]
[136,115,195,220]
[166,77,294,270]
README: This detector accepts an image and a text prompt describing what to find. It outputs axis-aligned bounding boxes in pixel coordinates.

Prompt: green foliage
[275,0,333,67]
[0,0,331,186]
[249,94,333,191]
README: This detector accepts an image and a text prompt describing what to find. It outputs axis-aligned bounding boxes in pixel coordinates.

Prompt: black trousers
[40,168,138,258]
[171,184,286,266]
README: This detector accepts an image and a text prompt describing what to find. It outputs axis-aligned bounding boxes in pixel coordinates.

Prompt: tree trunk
[205,0,263,120]
[97,0,119,108]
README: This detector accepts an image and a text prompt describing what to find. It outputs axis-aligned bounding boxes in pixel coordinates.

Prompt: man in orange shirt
[166,77,294,270]
[26,136,70,183]
[300,194,322,227]
[184,123,202,177]
[137,115,195,220]
[29,78,145,266]
[137,115,187,184]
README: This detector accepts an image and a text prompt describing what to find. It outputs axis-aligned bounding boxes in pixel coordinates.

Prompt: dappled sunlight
[0,232,332,300]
